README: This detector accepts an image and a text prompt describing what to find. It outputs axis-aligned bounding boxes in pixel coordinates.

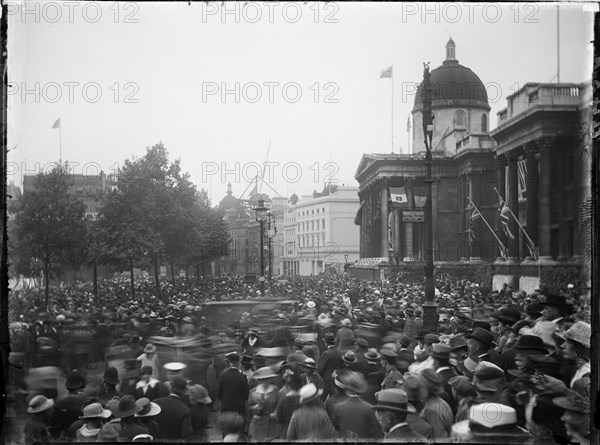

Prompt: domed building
[412,38,491,155]
[354,39,497,277]
[354,39,591,296]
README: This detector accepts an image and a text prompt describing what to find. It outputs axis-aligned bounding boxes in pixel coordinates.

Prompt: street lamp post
[344,251,348,265]
[267,212,278,285]
[254,198,268,296]
[421,62,438,331]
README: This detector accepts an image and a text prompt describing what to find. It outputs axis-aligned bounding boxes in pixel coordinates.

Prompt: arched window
[454,110,466,127]
[481,114,488,132]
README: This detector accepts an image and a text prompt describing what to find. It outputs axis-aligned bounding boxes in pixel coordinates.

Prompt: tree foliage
[94,143,229,295]
[9,164,87,308]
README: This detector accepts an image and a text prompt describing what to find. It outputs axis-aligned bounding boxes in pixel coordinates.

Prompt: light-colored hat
[469,403,517,428]
[80,402,111,419]
[27,395,54,414]
[306,301,316,308]
[254,366,279,380]
[299,383,322,404]
[143,343,157,354]
[163,362,187,372]
[134,398,162,417]
[341,318,352,327]
[559,321,591,348]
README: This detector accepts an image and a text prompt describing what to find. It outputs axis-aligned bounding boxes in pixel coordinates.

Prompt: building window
[481,114,487,132]
[454,110,466,128]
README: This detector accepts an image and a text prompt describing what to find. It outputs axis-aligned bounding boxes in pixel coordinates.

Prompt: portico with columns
[490,82,591,292]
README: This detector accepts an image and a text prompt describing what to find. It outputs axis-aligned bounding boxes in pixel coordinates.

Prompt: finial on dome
[446,38,456,62]
[226,182,233,195]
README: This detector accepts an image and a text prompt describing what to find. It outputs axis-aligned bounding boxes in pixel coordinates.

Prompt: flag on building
[413,187,426,208]
[470,206,482,223]
[380,66,393,79]
[389,187,409,207]
[500,203,516,240]
[52,118,61,129]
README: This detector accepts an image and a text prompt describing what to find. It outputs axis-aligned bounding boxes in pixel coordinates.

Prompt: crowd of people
[7,271,592,443]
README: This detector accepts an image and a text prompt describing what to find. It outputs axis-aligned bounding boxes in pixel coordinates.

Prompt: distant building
[23,169,110,220]
[354,39,591,293]
[490,81,591,291]
[282,185,360,276]
[355,39,497,264]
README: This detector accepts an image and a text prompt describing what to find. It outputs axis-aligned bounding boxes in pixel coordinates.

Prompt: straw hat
[143,343,157,354]
[306,301,316,308]
[558,321,591,349]
[80,402,111,419]
[299,383,321,404]
[164,362,188,372]
[27,395,54,414]
[134,398,162,417]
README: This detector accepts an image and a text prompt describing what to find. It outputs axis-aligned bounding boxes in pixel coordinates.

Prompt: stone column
[496,155,507,260]
[557,150,567,261]
[432,180,439,261]
[380,183,389,258]
[506,153,520,262]
[458,173,468,261]
[394,208,402,259]
[538,138,553,261]
[403,177,415,261]
[525,144,539,259]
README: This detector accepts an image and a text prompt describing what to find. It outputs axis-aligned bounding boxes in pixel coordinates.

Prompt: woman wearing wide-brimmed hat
[286,383,337,441]
[137,343,160,381]
[24,395,55,444]
[248,366,281,441]
[133,397,162,440]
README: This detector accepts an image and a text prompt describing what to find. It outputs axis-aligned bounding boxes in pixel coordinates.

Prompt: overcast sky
[7,2,595,205]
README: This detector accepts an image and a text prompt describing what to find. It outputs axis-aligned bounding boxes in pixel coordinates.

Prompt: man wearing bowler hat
[55,369,88,437]
[372,389,427,441]
[99,366,124,406]
[154,376,193,440]
[464,327,499,375]
[217,352,249,416]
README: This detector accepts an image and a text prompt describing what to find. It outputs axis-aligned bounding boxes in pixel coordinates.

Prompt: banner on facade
[402,210,425,223]
[389,187,409,208]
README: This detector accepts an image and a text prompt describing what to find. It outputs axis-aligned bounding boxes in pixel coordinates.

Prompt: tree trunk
[129,258,135,300]
[154,257,160,295]
[44,260,50,311]
[93,261,98,296]
[170,259,176,286]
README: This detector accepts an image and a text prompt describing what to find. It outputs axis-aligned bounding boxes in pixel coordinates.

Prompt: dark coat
[54,393,87,435]
[318,346,343,392]
[217,367,249,415]
[154,394,193,440]
[115,418,149,442]
[406,412,435,440]
[385,423,427,441]
[331,396,383,439]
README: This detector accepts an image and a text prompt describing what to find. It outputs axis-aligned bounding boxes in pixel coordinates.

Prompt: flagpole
[467,196,473,259]
[493,187,537,257]
[468,196,507,259]
[391,65,394,154]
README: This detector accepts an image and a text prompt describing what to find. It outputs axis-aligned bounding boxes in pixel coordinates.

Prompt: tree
[95,142,230,297]
[10,164,87,309]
